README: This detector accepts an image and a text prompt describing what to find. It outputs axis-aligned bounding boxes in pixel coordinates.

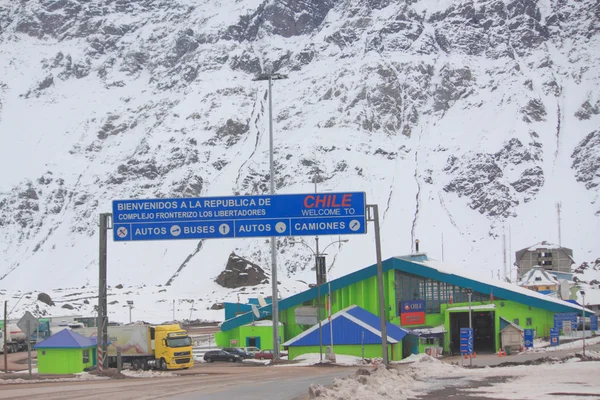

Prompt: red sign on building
[401,311,425,325]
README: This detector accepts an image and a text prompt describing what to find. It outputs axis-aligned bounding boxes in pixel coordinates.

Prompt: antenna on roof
[556,202,562,246]
[502,226,507,281]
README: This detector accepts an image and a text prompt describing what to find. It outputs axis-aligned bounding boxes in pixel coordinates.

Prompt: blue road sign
[550,328,559,347]
[524,329,534,349]
[112,192,366,241]
[591,315,598,331]
[553,313,577,330]
[459,328,474,354]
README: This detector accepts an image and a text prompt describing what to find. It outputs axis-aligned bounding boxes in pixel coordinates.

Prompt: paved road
[0,364,359,400]
[173,366,356,400]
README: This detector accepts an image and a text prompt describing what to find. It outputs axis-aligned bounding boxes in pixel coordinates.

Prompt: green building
[216,254,591,359]
[35,329,97,374]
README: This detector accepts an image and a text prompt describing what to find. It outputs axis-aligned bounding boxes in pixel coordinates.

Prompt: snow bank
[0,372,109,385]
[120,369,176,378]
[309,355,461,399]
[292,353,367,366]
[309,354,600,400]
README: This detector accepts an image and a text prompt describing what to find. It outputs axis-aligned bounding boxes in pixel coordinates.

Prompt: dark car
[203,350,242,363]
[223,347,253,359]
[254,349,288,360]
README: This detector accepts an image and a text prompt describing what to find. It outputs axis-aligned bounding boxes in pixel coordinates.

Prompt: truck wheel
[142,360,149,371]
[160,358,167,371]
[132,359,140,370]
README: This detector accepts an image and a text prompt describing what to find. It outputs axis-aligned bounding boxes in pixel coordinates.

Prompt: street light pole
[313,172,322,361]
[466,288,473,367]
[316,237,322,362]
[253,72,288,360]
[290,238,347,362]
[581,290,586,357]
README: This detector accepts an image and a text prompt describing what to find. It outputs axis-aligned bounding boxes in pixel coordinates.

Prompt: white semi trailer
[0,324,28,353]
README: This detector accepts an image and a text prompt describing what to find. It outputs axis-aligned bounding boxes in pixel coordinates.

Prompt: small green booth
[35,329,97,374]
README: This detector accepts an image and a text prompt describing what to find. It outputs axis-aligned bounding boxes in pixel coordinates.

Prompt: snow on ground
[120,369,176,378]
[290,353,368,367]
[0,372,109,385]
[394,353,435,364]
[526,334,600,353]
[309,355,600,400]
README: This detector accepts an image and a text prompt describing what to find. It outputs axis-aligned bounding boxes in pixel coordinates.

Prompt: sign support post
[3,301,7,373]
[98,213,111,372]
[367,204,388,366]
[27,320,31,378]
[17,311,38,378]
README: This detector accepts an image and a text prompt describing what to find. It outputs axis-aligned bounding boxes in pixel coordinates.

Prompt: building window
[83,349,90,364]
[513,318,520,325]
[394,271,494,314]
[526,318,532,326]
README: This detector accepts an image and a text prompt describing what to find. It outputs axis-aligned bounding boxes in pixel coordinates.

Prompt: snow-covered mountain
[0,0,599,324]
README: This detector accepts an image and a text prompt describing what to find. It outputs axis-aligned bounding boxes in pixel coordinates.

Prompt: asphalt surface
[172,366,356,400]
[1,339,598,400]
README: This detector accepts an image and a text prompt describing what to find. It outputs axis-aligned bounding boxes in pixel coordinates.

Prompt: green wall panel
[37,347,94,374]
[215,324,284,350]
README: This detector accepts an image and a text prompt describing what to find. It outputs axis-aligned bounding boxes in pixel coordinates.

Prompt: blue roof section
[346,306,407,341]
[499,317,524,332]
[220,255,586,332]
[282,306,407,346]
[35,329,97,349]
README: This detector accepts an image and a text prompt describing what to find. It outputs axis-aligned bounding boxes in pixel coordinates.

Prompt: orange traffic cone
[498,349,503,357]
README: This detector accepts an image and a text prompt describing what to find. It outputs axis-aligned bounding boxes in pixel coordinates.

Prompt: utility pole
[172,300,175,321]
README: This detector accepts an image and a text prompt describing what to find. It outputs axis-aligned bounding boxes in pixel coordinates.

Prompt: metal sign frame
[112,192,366,241]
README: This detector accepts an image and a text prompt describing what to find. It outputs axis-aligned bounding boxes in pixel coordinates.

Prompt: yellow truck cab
[152,324,194,370]
[76,323,194,370]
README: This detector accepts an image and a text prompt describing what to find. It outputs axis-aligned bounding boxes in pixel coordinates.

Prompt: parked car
[254,349,288,360]
[242,346,261,355]
[203,350,242,363]
[222,347,253,359]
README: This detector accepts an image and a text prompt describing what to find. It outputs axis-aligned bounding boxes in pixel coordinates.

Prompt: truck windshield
[167,337,192,348]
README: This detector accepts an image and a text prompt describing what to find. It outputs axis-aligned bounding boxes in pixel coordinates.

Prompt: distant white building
[515,241,575,279]
[518,267,559,294]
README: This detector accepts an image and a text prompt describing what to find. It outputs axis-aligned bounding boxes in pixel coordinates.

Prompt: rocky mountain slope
[0,0,598,322]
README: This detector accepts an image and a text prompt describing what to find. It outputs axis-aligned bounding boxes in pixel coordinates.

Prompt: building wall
[215,324,284,350]
[37,347,94,374]
[278,269,396,345]
[288,343,402,361]
[439,300,555,354]
[518,247,573,276]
